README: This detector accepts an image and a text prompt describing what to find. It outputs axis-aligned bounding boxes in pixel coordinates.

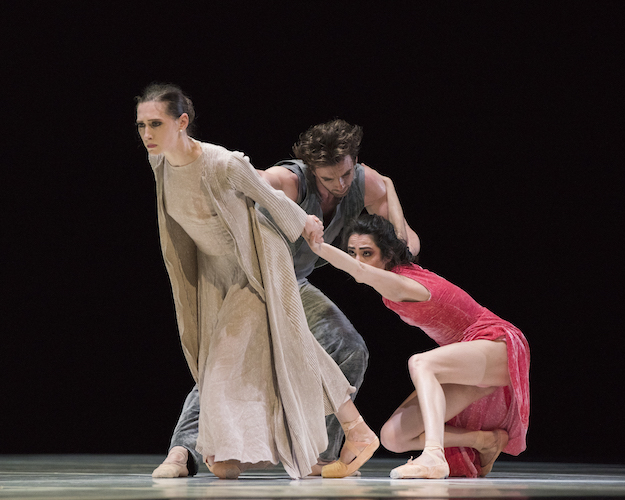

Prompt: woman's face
[346,233,390,270]
[136,101,183,155]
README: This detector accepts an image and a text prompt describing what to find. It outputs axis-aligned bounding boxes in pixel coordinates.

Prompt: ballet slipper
[151,462,189,478]
[389,446,450,479]
[207,460,244,479]
[477,429,508,477]
[309,461,361,477]
[321,416,379,478]
[152,448,189,478]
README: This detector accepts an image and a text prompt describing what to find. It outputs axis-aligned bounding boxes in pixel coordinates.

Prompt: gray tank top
[258,159,366,281]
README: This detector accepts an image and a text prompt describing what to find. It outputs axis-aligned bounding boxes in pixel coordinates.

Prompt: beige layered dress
[149,141,353,478]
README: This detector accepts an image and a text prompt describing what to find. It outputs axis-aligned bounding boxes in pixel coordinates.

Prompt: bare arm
[303,235,429,302]
[257,166,300,202]
[381,175,421,256]
[362,164,421,256]
[255,165,324,240]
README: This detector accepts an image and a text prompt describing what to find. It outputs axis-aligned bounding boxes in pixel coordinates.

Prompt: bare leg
[387,340,510,478]
[321,399,379,478]
[381,384,497,452]
[334,399,378,461]
[382,390,508,474]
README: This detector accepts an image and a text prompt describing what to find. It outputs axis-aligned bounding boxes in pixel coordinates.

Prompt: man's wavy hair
[342,214,416,271]
[292,118,363,169]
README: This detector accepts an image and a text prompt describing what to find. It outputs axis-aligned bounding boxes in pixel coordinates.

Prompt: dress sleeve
[224,152,308,242]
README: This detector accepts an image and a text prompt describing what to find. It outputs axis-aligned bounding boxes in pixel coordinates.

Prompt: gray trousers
[169,279,369,475]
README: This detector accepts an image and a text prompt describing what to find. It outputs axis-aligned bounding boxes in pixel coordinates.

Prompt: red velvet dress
[382,263,530,477]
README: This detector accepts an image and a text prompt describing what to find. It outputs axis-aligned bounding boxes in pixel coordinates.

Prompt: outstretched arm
[303,234,429,303]
[361,165,421,256]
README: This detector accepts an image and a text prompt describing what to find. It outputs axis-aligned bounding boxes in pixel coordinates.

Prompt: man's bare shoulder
[264,165,299,181]
[361,164,387,198]
[259,165,300,202]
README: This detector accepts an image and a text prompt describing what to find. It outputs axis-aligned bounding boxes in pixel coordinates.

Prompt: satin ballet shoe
[309,462,361,477]
[321,416,379,478]
[151,462,188,478]
[207,460,243,479]
[477,429,509,477]
[390,447,450,479]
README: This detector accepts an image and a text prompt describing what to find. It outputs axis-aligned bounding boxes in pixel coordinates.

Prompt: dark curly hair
[342,214,416,271]
[135,83,197,136]
[292,118,363,169]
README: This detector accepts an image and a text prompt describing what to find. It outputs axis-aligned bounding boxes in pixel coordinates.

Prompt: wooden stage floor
[1,455,624,499]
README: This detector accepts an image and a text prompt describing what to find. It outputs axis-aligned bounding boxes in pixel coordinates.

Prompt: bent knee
[407,352,438,378]
[380,422,402,453]
[380,422,411,453]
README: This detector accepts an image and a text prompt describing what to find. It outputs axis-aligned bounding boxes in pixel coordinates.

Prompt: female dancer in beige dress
[135,83,378,479]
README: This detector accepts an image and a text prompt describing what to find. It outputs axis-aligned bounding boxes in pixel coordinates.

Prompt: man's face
[311,156,356,198]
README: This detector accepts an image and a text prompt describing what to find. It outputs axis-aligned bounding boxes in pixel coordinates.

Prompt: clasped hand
[302,214,324,252]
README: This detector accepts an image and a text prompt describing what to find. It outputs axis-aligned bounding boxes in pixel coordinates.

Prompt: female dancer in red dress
[303,198,529,478]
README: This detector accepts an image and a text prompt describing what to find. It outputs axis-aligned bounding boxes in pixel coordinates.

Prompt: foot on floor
[321,416,379,478]
[476,429,509,477]
[152,447,189,478]
[390,446,450,479]
[208,460,245,479]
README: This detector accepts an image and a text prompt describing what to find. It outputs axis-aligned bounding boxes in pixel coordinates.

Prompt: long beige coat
[149,142,352,478]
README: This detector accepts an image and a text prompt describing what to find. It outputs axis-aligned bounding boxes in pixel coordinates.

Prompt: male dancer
[152,118,419,477]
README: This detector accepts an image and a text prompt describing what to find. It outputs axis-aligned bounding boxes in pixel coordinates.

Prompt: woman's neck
[164,136,202,167]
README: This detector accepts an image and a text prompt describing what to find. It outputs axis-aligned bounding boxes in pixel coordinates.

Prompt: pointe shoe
[207,460,243,479]
[477,429,508,477]
[390,447,450,479]
[309,461,362,477]
[321,416,379,478]
[151,462,188,478]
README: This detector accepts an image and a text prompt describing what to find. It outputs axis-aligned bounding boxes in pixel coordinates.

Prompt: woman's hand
[302,215,324,253]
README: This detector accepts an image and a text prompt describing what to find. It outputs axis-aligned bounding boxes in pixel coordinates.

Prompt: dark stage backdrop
[3,2,624,465]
